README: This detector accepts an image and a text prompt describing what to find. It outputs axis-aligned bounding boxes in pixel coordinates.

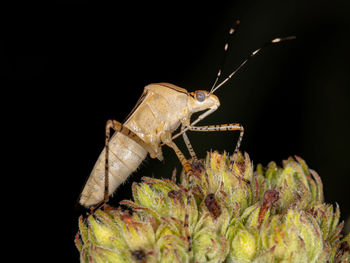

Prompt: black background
[5,1,350,261]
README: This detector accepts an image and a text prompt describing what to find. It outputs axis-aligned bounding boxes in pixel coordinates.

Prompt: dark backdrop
[5,1,350,261]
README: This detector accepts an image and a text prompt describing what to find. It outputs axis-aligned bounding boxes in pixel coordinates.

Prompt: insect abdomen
[80,83,188,207]
[79,132,147,207]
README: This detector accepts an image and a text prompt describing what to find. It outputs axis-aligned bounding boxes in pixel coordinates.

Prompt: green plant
[75,151,350,262]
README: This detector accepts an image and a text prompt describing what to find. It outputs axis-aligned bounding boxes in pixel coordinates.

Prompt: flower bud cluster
[75,152,349,262]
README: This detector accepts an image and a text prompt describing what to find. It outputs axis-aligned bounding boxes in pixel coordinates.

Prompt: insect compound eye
[195,91,206,102]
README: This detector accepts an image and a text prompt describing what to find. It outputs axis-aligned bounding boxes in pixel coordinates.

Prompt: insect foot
[75,151,350,263]
[190,158,206,177]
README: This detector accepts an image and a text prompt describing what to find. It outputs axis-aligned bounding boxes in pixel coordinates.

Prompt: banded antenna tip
[210,34,296,94]
[272,35,296,43]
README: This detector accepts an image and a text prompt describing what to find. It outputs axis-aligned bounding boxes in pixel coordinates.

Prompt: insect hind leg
[186,122,244,155]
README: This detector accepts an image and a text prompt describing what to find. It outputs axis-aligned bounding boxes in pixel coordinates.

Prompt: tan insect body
[79,83,219,207]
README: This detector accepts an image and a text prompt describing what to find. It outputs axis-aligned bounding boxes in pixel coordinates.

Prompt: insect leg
[103,120,160,207]
[181,125,206,177]
[181,124,198,162]
[107,120,159,158]
[166,140,194,178]
[186,123,249,183]
[187,123,244,156]
[165,140,193,252]
[171,107,218,141]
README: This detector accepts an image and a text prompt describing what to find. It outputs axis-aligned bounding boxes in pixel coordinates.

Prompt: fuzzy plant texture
[75,152,350,263]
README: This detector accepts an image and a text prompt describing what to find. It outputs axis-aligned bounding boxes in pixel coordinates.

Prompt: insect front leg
[186,123,244,156]
[171,107,218,141]
[186,123,249,183]
[103,120,161,208]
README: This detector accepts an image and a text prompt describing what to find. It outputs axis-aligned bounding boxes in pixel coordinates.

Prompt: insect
[79,83,239,207]
[79,21,295,210]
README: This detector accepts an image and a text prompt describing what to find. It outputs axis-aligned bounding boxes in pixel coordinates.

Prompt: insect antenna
[210,35,296,94]
[210,19,241,92]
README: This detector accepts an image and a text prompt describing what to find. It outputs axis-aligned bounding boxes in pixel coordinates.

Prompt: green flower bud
[192,210,229,262]
[261,156,324,212]
[260,208,324,262]
[226,220,259,262]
